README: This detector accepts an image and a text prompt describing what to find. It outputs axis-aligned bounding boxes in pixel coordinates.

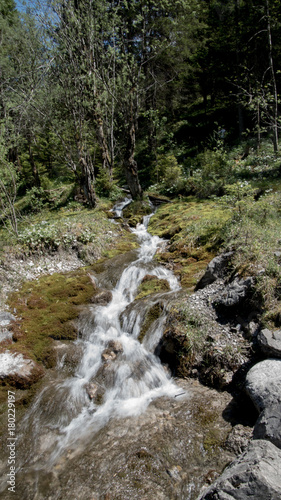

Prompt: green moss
[123,199,151,219]
[135,277,170,300]
[101,233,138,259]
[7,269,95,366]
[138,302,164,343]
[148,199,230,290]
[163,302,211,377]
[203,428,224,455]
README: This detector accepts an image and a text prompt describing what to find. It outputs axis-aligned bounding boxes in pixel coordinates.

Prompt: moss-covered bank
[148,199,231,289]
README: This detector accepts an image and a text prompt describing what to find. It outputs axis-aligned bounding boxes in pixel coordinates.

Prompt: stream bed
[0,202,237,499]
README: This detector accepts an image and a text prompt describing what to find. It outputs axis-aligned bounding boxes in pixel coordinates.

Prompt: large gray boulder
[195,252,233,290]
[197,440,281,499]
[245,359,281,412]
[253,404,281,449]
[257,329,281,358]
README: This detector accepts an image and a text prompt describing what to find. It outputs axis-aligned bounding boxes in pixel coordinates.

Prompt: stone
[245,359,281,412]
[101,340,123,364]
[257,328,281,358]
[197,440,281,499]
[0,351,44,388]
[0,311,16,326]
[91,290,113,306]
[253,404,281,449]
[102,350,117,362]
[213,277,254,311]
[0,328,13,343]
[107,340,123,353]
[225,424,253,455]
[195,251,234,290]
[85,382,98,400]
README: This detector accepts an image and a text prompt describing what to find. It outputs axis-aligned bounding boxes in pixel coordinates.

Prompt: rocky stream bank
[0,201,281,499]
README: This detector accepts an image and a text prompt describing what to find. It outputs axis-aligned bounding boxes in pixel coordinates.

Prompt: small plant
[95,170,123,201]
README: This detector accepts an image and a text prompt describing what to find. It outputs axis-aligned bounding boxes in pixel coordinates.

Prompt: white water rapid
[18,199,184,471]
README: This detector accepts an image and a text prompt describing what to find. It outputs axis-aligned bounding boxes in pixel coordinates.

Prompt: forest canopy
[0,0,280,218]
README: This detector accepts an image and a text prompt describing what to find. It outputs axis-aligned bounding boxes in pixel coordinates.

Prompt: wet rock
[85,382,98,400]
[0,351,44,388]
[101,341,123,363]
[107,340,123,353]
[257,328,281,358]
[102,350,117,362]
[245,359,281,412]
[213,276,254,311]
[197,440,281,499]
[225,424,253,455]
[54,341,84,374]
[101,340,123,363]
[253,404,281,449]
[91,290,113,306]
[195,251,233,290]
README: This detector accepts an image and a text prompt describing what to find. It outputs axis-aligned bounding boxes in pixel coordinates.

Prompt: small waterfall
[110,195,132,218]
[16,199,184,473]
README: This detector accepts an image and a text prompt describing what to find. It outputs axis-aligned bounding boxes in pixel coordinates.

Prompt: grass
[148,199,231,290]
[163,303,211,377]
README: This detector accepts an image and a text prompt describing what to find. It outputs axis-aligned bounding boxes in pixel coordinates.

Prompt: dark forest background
[1,0,280,225]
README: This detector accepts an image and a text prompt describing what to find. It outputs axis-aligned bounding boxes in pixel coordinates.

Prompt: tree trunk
[124,111,143,199]
[96,114,113,175]
[79,157,96,207]
[28,141,41,188]
[266,0,278,152]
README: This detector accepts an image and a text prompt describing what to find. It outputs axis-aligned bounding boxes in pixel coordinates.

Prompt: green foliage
[95,170,123,201]
[221,190,281,318]
[25,186,50,213]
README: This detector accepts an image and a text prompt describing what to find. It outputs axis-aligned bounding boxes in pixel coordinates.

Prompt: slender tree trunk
[266,0,278,152]
[235,0,245,140]
[124,104,143,199]
[257,99,261,151]
[95,113,113,174]
[28,140,41,188]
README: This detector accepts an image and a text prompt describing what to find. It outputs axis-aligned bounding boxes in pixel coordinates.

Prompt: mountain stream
[1,199,235,500]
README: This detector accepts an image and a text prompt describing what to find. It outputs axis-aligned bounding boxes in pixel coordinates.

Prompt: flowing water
[1,199,236,500]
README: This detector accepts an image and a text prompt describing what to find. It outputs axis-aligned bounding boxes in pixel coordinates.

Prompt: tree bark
[95,114,113,175]
[28,141,41,188]
[123,109,143,199]
[266,0,278,152]
[79,156,96,207]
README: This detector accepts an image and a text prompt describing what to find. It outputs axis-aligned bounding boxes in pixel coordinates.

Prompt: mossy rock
[135,276,170,300]
[127,215,143,227]
[122,199,151,219]
[138,302,164,343]
[7,268,96,367]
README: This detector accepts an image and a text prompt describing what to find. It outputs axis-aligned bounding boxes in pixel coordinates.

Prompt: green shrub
[95,170,123,201]
[149,154,185,196]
